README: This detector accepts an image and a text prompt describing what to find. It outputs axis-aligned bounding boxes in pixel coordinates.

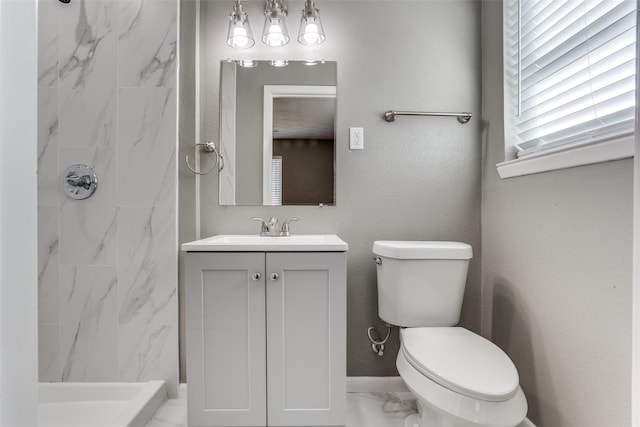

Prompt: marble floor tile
[145,393,417,427]
[347,392,417,427]
[146,399,187,427]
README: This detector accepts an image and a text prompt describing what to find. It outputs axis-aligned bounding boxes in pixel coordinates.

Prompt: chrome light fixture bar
[262,0,290,47]
[226,0,255,49]
[298,0,325,45]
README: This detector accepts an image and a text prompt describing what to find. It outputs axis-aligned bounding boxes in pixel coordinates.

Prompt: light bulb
[302,23,319,44]
[232,26,249,48]
[267,24,285,46]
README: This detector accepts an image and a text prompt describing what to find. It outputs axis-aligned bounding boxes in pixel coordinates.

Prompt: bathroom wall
[0,1,38,424]
[37,0,179,396]
[181,0,482,377]
[480,2,632,426]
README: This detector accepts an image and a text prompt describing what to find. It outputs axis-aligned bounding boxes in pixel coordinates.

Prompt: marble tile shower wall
[37,0,178,396]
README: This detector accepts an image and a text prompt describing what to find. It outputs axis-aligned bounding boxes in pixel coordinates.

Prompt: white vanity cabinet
[184,245,347,427]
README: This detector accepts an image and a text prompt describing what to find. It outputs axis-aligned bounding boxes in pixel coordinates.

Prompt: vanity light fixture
[226,0,326,49]
[262,0,290,47]
[298,0,325,45]
[226,0,255,49]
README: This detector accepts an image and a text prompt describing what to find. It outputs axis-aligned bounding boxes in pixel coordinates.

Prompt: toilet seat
[396,346,528,427]
[401,327,519,402]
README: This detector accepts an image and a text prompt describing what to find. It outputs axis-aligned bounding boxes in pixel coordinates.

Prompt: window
[500,0,636,178]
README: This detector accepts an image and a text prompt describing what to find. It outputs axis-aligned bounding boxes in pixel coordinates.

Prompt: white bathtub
[38,381,167,427]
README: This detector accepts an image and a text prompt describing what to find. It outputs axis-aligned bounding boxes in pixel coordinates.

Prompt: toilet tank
[373,241,472,327]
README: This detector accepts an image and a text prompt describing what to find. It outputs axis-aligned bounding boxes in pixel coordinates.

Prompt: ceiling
[272,97,336,140]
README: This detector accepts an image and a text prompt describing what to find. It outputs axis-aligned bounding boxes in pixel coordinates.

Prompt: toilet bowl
[397,327,527,427]
[372,241,527,427]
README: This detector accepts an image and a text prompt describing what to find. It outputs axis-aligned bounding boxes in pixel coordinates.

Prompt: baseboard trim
[178,383,187,399]
[346,376,536,427]
[346,376,409,393]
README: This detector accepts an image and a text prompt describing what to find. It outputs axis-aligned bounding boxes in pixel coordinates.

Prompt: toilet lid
[401,327,519,402]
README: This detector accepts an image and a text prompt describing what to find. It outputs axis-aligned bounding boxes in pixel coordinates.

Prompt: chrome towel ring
[185,141,224,175]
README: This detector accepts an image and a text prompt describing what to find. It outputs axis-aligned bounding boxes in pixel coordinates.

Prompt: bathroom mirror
[219,60,337,206]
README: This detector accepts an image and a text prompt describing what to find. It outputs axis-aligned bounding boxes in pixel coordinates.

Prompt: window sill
[496,135,635,179]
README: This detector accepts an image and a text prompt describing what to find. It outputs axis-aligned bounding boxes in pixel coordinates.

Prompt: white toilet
[373,241,527,427]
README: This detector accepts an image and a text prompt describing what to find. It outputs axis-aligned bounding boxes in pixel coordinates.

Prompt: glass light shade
[226,1,255,49]
[298,0,325,45]
[262,0,290,47]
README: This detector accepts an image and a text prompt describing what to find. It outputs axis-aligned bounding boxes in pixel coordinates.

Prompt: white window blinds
[504,0,636,158]
[271,156,282,206]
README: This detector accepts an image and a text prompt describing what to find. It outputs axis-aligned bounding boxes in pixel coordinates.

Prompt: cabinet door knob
[252,273,262,281]
[270,273,279,281]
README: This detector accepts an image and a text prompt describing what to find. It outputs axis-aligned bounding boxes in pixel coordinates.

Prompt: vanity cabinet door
[265,252,346,427]
[185,252,267,427]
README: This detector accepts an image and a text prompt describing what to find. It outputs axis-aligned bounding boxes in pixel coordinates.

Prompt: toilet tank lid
[373,241,472,260]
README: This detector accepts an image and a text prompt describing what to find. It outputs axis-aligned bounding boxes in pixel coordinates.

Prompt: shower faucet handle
[66,174,92,189]
[63,164,98,200]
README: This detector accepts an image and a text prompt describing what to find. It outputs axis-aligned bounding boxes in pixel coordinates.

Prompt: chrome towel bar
[384,110,472,124]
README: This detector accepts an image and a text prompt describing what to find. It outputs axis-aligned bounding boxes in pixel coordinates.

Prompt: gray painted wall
[481,2,632,426]
[180,0,482,378]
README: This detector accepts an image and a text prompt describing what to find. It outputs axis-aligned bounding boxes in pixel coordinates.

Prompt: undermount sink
[181,234,348,252]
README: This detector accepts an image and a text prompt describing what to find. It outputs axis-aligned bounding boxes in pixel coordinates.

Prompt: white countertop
[181,234,348,252]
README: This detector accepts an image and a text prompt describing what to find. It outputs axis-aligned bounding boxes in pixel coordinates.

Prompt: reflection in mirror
[263,85,336,205]
[219,60,337,206]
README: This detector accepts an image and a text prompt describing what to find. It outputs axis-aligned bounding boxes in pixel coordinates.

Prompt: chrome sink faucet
[252,217,279,236]
[280,217,299,236]
[252,217,299,236]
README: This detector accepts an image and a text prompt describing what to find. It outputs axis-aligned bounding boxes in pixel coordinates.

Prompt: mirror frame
[262,85,337,205]
[219,60,237,205]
